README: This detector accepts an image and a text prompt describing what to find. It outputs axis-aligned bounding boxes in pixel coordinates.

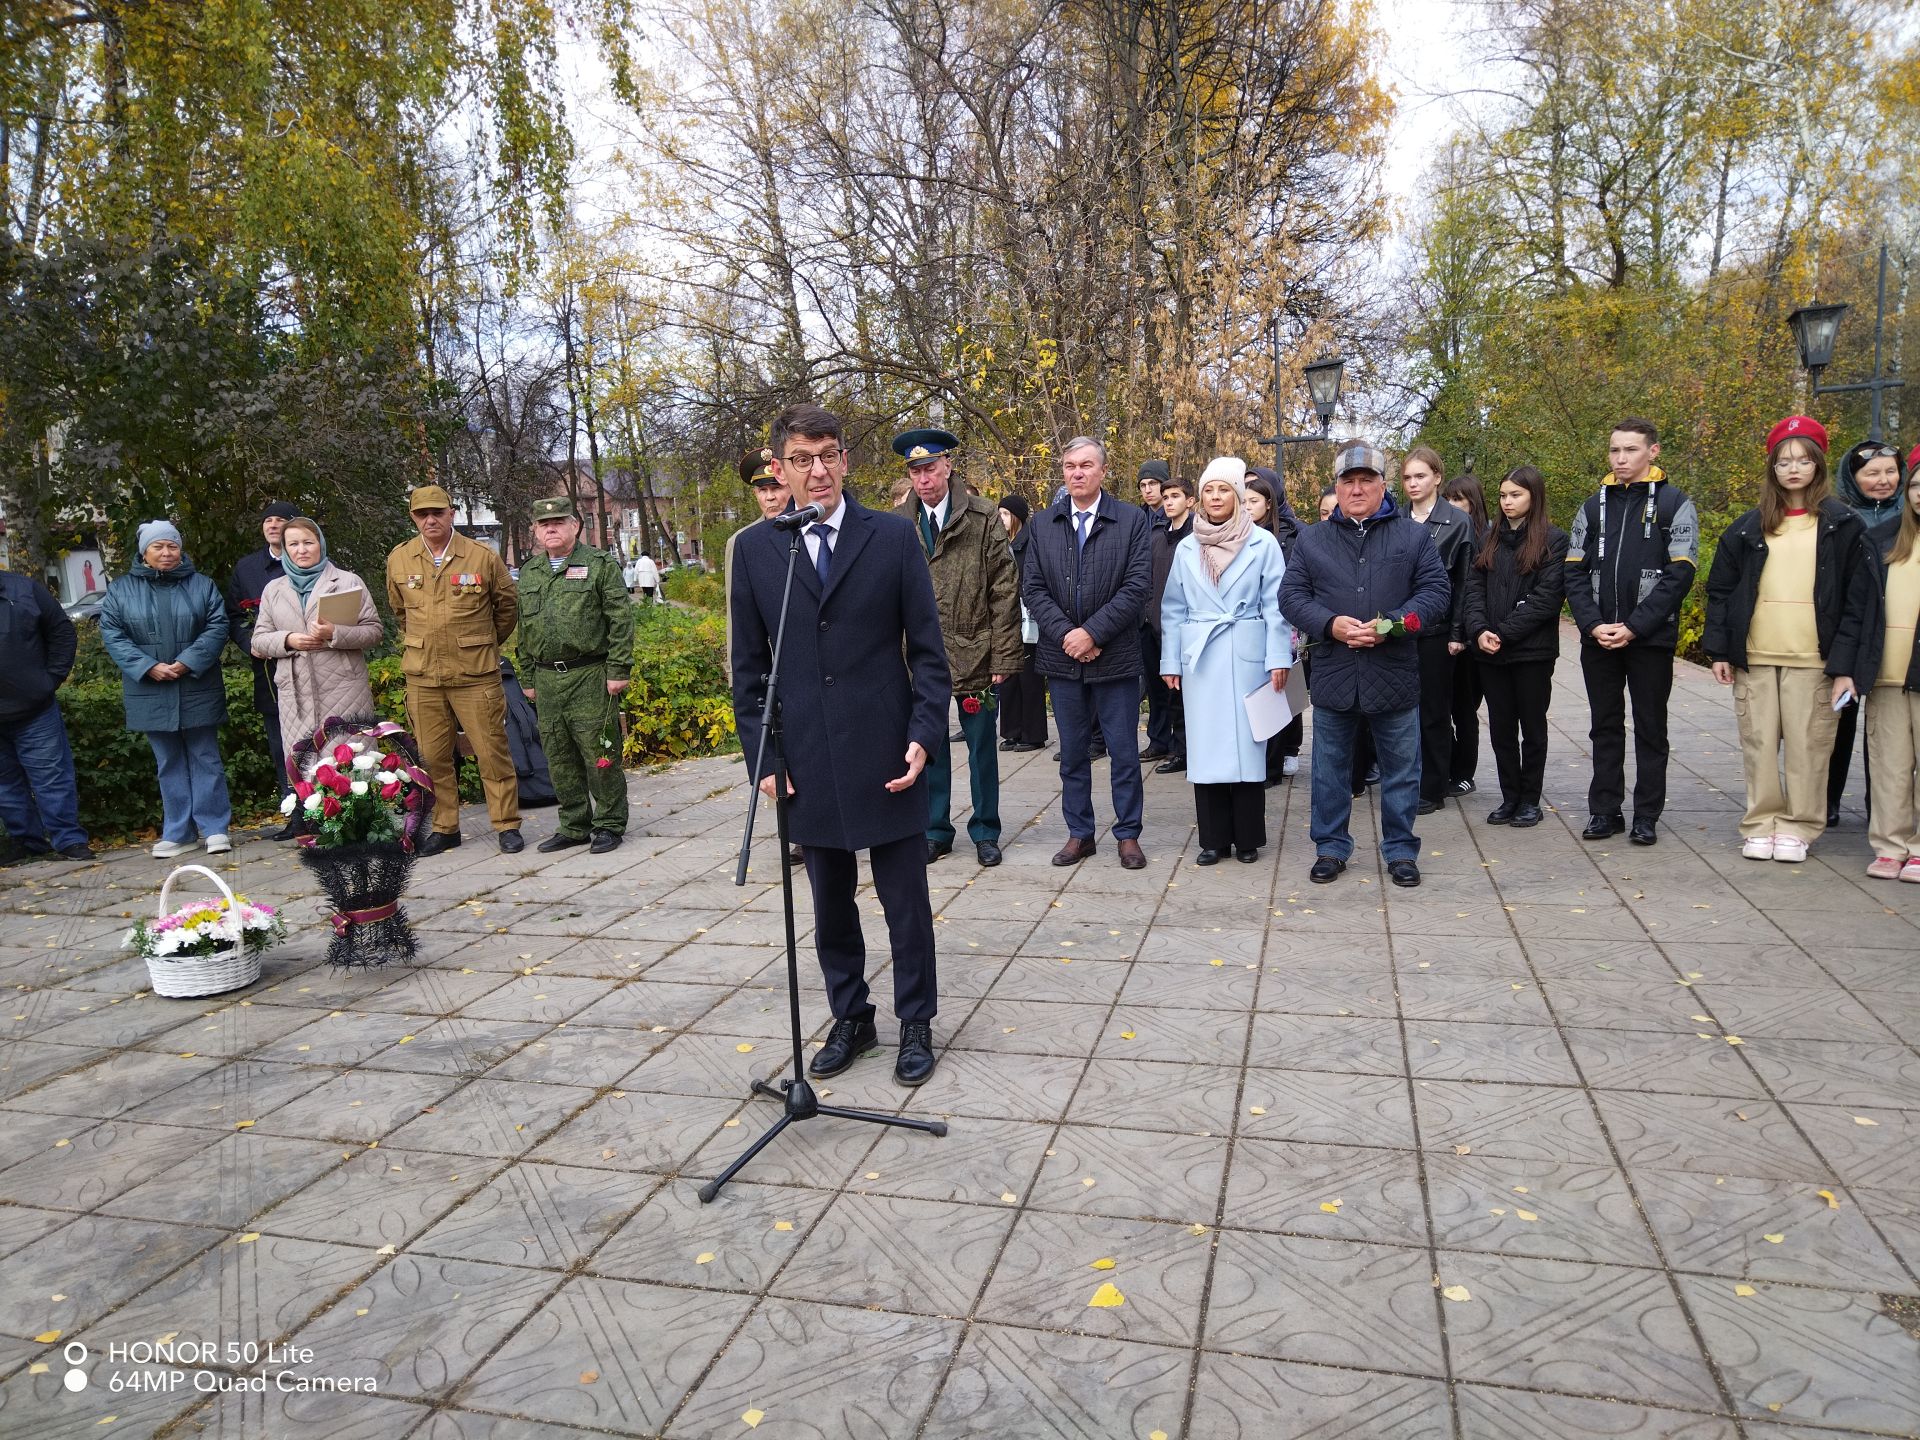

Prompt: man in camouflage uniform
[517,494,635,854]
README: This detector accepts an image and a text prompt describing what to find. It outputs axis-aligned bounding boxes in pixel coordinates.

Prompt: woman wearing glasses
[1704,417,1880,863]
[1827,439,1909,824]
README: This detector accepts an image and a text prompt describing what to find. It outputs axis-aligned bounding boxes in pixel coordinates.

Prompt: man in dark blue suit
[730,402,954,1086]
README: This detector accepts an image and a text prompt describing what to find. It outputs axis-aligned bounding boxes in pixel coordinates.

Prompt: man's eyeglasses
[783,449,842,474]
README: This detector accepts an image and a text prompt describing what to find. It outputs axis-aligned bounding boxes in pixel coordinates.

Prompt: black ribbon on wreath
[299,840,418,968]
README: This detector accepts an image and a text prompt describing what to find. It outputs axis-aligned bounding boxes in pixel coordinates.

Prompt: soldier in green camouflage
[518,495,636,854]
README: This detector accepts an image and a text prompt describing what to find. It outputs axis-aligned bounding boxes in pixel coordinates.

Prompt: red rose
[380,780,401,799]
[238,598,260,612]
[321,795,342,818]
[960,696,981,714]
[595,757,613,769]
[382,752,402,769]
[1402,612,1422,634]
[332,744,354,766]
[293,780,313,801]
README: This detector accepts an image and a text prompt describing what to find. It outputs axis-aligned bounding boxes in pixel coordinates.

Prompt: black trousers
[1580,642,1673,820]
[1450,649,1482,784]
[1479,658,1555,806]
[259,695,289,792]
[1142,625,1176,754]
[802,833,937,1024]
[1415,635,1456,802]
[1195,781,1267,853]
[998,648,1049,746]
[1828,698,1871,817]
[1350,717,1376,790]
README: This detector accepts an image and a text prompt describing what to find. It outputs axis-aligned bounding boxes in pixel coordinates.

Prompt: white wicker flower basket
[145,864,263,999]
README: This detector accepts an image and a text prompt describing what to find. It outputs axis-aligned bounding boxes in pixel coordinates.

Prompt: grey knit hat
[136,520,183,554]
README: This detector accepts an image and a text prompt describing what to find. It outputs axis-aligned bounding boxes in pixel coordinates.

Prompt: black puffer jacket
[1464,523,1571,665]
[1702,498,1880,681]
[1021,491,1154,683]
[1279,494,1453,714]
[1146,516,1194,639]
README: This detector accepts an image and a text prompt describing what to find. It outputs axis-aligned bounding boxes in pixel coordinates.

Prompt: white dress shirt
[803,497,848,573]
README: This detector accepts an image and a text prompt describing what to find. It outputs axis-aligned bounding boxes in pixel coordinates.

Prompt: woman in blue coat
[1161,458,1293,863]
[99,521,234,858]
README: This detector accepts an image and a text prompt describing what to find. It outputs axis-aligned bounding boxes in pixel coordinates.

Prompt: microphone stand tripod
[698,524,948,1204]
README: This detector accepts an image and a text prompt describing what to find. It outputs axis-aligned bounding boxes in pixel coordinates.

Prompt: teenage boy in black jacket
[1144,475,1195,773]
[1563,417,1698,847]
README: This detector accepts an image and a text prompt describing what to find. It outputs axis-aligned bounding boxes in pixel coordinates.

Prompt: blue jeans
[1311,704,1421,862]
[0,702,88,851]
[1049,675,1144,840]
[147,726,233,843]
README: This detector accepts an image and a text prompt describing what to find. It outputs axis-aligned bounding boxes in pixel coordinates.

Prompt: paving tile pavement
[0,625,1915,1438]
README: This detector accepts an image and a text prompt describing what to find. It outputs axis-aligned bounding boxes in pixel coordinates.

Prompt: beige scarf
[1191,500,1252,587]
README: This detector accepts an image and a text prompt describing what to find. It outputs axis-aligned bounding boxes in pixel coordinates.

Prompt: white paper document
[1243,671,1303,743]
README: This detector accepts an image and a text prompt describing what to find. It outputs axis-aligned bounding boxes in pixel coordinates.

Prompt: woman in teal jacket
[98,521,234,857]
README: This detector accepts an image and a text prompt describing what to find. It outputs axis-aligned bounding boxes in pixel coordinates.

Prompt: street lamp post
[1787,242,1906,443]
[1256,315,1346,502]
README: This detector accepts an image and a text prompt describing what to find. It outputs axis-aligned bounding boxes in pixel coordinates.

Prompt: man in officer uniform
[892,426,1023,867]
[724,446,792,681]
[517,495,634,854]
[385,484,524,854]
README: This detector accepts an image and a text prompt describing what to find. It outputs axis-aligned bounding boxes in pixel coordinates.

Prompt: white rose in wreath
[280,792,298,815]
[352,752,379,771]
[375,770,396,785]
[350,780,369,796]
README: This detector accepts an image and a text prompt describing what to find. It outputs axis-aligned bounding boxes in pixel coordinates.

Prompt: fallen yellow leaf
[27,1363,47,1375]
[774,1221,793,1232]
[736,1043,754,1053]
[1090,1257,1116,1270]
[1725,1035,1744,1046]
[376,1244,397,1256]
[1248,1107,1267,1116]
[233,1120,255,1130]
[1817,1189,1840,1209]
[1762,1233,1783,1244]
[1087,1282,1126,1308]
[999,1192,1018,1204]
[1454,1144,1471,1156]
[34,1329,61,1343]
[1319,1198,1343,1214]
[1209,958,1224,967]
[1119,1031,1136,1040]
[742,1410,765,1428]
[580,1370,599,1384]
[1440,1285,1471,1303]
[1734,1284,1757,1297]
[695,1252,716,1265]
[397,1035,414,1044]
[1853,1116,1879,1127]
[1514,1210,1538,1222]
[236,1232,260,1245]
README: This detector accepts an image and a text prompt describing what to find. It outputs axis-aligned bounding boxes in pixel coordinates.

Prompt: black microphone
[770,502,825,531]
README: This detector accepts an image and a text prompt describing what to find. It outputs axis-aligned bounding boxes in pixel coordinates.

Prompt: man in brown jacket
[893,427,1024,866]
[385,484,524,854]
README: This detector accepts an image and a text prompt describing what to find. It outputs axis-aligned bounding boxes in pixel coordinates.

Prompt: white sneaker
[1772,835,1808,863]
[1282,756,1300,776]
[151,839,195,859]
[203,834,232,855]
[1740,836,1775,861]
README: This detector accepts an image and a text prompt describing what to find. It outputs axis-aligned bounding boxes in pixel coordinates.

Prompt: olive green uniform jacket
[894,491,1024,691]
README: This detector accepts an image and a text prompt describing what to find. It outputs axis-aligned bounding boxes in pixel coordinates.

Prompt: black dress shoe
[999,738,1019,751]
[1582,813,1624,841]
[1629,818,1658,846]
[950,730,965,744]
[537,831,590,853]
[57,843,97,862]
[589,831,622,854]
[1364,766,1381,785]
[1826,805,1840,828]
[419,831,462,857]
[895,1020,937,1086]
[1309,856,1346,884]
[1387,858,1422,887]
[271,820,302,841]
[497,829,525,853]
[1139,746,1170,761]
[976,840,1003,867]
[1416,797,1440,815]
[789,843,805,864]
[927,839,953,864]
[1089,744,1108,761]
[1486,801,1518,825]
[1452,778,1476,795]
[1236,847,1259,863]
[1195,848,1221,866]
[809,1016,879,1077]
[1012,741,1044,752]
[1509,803,1543,828]
[1154,757,1186,774]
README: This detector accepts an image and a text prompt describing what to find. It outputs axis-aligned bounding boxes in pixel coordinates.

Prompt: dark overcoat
[729,496,952,851]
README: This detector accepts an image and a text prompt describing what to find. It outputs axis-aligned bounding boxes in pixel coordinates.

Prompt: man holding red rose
[1279,443,1453,888]
[892,427,1024,867]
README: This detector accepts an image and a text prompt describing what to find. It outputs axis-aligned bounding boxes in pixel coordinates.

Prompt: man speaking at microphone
[729,403,953,1086]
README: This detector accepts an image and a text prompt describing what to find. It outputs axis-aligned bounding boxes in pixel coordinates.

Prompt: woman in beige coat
[251,517,383,776]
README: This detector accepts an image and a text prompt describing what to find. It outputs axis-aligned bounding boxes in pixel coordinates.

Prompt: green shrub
[661,565,725,612]
[622,603,738,761]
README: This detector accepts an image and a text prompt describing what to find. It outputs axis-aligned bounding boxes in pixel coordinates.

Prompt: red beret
[1909,441,1920,475]
[1765,415,1827,455]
